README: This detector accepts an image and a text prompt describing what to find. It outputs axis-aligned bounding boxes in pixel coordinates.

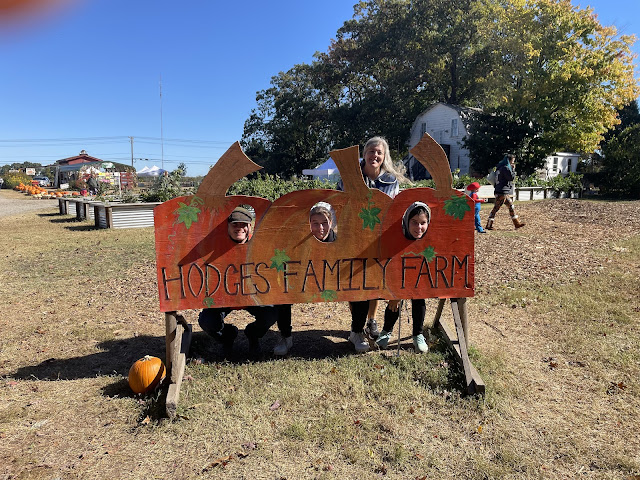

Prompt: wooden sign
[154,134,475,312]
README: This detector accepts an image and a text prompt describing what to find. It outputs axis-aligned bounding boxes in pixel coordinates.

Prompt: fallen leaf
[202,455,234,472]
[140,416,150,425]
[242,442,257,450]
[269,400,281,411]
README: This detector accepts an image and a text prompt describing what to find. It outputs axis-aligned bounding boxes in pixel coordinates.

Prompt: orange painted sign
[154,134,475,312]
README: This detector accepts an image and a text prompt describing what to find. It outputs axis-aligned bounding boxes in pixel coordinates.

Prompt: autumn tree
[467,0,638,175]
[243,0,638,177]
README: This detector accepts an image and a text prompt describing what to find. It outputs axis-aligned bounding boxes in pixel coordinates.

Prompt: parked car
[33,176,50,186]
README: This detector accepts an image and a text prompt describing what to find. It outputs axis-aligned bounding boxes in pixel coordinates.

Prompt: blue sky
[1,0,638,177]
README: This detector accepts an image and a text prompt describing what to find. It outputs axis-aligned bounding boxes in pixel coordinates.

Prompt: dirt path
[0,189,59,218]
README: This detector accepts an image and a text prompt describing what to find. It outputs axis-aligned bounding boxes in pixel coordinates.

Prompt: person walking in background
[337,135,407,352]
[466,181,487,233]
[486,154,525,230]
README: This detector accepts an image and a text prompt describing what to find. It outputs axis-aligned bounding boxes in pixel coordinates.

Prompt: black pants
[348,301,370,333]
[382,299,426,337]
[199,304,292,340]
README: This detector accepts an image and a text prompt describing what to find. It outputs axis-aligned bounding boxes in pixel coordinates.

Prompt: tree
[242,63,333,177]
[243,0,639,177]
[599,123,640,198]
[466,0,638,175]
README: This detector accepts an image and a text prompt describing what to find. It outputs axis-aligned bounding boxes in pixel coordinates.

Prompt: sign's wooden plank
[154,134,475,311]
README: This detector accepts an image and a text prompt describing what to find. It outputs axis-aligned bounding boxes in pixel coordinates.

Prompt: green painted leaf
[175,202,201,229]
[444,195,471,220]
[402,245,436,262]
[270,249,291,272]
[359,206,382,230]
[420,246,436,262]
[320,290,338,302]
[203,297,215,308]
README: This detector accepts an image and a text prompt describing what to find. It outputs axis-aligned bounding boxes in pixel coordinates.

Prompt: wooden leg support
[165,311,192,418]
[433,298,485,396]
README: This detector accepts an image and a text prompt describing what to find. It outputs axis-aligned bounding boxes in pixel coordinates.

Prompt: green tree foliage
[243,0,638,178]
[466,0,638,175]
[242,64,333,177]
[599,123,640,198]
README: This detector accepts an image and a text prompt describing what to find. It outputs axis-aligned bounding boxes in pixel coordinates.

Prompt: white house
[404,102,581,180]
[404,102,480,179]
[541,152,580,179]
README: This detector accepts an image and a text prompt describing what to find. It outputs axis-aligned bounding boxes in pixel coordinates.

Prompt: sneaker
[273,335,293,356]
[365,318,380,339]
[412,334,429,353]
[349,331,370,353]
[375,330,392,349]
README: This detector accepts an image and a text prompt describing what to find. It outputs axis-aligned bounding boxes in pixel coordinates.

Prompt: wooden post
[164,312,192,418]
[432,298,485,395]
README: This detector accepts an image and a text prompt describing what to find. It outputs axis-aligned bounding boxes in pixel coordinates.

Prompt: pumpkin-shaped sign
[153,133,474,311]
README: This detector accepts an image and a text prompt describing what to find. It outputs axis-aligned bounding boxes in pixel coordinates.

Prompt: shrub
[139,172,183,202]
[2,172,32,189]
[227,174,336,201]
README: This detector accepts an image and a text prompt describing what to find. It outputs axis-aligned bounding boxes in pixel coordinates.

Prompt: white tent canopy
[136,165,167,177]
[302,158,340,181]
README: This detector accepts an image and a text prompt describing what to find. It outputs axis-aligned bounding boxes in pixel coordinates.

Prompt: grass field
[1,191,639,479]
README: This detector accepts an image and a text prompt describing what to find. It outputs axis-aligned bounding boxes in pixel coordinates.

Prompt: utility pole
[159,75,164,171]
[129,136,134,168]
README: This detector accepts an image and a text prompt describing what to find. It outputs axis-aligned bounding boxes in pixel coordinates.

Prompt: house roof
[414,102,482,130]
[55,150,104,166]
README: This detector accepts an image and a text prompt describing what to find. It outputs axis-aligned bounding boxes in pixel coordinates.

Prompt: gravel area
[0,189,59,218]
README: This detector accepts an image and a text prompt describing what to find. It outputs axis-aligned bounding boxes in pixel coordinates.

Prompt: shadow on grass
[9,334,166,384]
[65,223,99,231]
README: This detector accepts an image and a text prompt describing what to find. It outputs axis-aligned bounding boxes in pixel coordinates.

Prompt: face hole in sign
[309,201,337,243]
[402,202,431,241]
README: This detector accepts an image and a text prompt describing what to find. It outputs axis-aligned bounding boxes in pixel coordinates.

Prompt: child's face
[408,212,429,239]
[310,213,331,240]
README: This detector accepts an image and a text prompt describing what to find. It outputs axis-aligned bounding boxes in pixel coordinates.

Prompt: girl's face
[310,213,331,240]
[363,143,385,177]
[408,212,429,239]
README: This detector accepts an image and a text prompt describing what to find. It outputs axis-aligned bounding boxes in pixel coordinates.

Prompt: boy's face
[408,212,429,239]
[310,213,331,240]
[228,221,251,243]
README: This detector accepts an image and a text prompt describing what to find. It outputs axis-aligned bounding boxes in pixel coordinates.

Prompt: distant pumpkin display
[128,355,166,394]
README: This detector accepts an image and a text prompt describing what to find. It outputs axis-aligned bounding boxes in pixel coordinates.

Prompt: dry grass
[1,195,639,480]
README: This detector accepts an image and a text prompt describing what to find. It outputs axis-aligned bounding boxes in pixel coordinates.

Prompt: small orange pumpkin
[128,355,166,394]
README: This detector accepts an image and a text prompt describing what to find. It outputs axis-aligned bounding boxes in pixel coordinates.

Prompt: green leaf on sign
[320,290,338,302]
[175,202,201,229]
[444,195,471,220]
[359,206,382,230]
[402,245,436,262]
[203,297,215,308]
[419,246,436,261]
[270,249,291,272]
